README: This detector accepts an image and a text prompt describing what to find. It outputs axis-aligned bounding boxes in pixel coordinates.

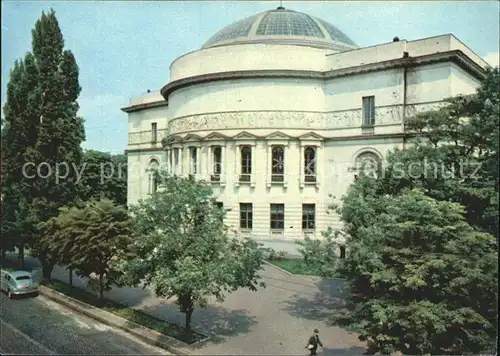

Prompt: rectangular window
[270,204,284,230]
[302,204,315,229]
[362,96,375,126]
[240,203,253,229]
[151,122,158,142]
[240,145,252,182]
[189,147,197,175]
[271,146,285,182]
[211,146,222,181]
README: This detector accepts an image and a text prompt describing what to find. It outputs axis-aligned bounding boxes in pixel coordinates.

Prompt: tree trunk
[42,263,54,283]
[179,293,194,337]
[18,242,25,269]
[38,250,53,283]
[69,268,73,292]
[98,273,104,305]
[185,307,193,334]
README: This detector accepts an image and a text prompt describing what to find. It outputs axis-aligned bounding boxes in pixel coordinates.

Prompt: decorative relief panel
[128,129,168,145]
[168,106,410,135]
[129,104,438,145]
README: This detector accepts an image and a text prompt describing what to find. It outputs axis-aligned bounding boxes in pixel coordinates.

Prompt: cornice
[121,100,168,113]
[160,50,486,100]
[128,132,416,153]
[125,147,165,154]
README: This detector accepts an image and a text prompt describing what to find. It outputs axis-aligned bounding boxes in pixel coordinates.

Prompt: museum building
[122,7,489,244]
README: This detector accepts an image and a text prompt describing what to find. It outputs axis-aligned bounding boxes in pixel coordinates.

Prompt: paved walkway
[51,264,365,355]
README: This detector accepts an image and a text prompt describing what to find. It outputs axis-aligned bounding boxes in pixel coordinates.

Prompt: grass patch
[266,258,323,276]
[44,279,205,344]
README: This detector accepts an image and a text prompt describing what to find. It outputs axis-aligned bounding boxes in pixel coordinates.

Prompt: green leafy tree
[40,199,134,302]
[296,229,341,277]
[1,55,41,265]
[338,187,497,354]
[1,9,86,279]
[299,69,498,354]
[121,174,265,335]
[79,150,127,206]
[381,68,499,238]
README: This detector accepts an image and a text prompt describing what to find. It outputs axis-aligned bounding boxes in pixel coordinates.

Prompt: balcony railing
[271,174,284,183]
[304,174,316,183]
[239,174,251,182]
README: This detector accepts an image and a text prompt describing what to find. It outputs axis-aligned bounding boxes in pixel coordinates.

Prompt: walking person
[305,328,323,355]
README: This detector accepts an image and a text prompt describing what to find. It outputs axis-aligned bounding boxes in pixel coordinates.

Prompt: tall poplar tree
[1,55,41,264]
[1,9,85,277]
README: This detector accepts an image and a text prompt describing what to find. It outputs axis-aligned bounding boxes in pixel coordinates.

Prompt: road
[0,292,171,355]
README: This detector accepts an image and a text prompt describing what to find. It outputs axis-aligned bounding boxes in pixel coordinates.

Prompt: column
[266,144,272,187]
[196,147,201,176]
[299,145,305,188]
[316,145,322,188]
[181,146,187,175]
[207,145,212,178]
[235,145,241,176]
[165,149,170,174]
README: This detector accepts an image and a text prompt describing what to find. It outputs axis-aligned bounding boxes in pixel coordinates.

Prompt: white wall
[127,150,164,206]
[168,78,325,119]
[406,63,451,103]
[324,69,403,111]
[170,44,328,81]
[450,64,481,97]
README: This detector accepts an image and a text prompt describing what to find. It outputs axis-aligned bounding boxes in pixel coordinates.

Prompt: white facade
[122,8,489,244]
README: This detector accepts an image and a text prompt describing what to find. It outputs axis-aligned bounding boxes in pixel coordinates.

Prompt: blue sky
[2,1,499,155]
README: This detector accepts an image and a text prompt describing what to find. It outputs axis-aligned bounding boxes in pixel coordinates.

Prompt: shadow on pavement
[282,277,357,330]
[321,345,368,355]
[140,303,257,347]
[51,264,257,346]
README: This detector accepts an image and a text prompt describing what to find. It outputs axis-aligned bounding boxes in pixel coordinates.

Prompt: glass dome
[202,7,357,51]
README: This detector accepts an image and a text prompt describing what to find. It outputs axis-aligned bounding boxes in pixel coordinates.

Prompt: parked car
[0,269,38,298]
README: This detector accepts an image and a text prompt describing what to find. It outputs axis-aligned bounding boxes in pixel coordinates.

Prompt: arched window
[271,146,285,182]
[355,152,381,178]
[240,146,252,182]
[304,147,316,182]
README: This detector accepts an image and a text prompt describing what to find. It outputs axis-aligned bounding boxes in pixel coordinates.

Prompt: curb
[264,260,346,281]
[263,260,296,276]
[38,285,196,355]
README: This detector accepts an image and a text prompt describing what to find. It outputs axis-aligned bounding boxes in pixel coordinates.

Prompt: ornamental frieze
[128,104,438,144]
[168,107,408,134]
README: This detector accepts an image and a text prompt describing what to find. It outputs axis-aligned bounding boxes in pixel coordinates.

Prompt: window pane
[190,147,197,174]
[240,203,253,229]
[272,146,285,174]
[304,147,316,175]
[241,146,252,174]
[302,204,315,229]
[213,147,222,174]
[151,122,157,142]
[270,204,284,229]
